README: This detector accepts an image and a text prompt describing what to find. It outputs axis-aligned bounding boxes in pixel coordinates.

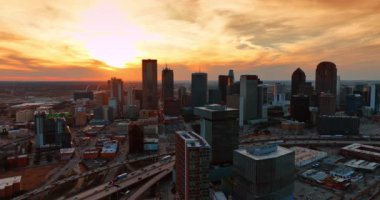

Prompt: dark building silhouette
[191,72,208,107]
[164,97,181,116]
[208,89,221,104]
[228,69,235,83]
[339,85,353,107]
[128,123,144,153]
[134,89,143,108]
[346,94,364,116]
[218,75,233,104]
[319,93,336,115]
[142,59,158,110]
[291,68,306,96]
[315,61,337,95]
[194,104,239,165]
[162,67,174,101]
[317,116,360,135]
[291,95,310,122]
[73,91,94,101]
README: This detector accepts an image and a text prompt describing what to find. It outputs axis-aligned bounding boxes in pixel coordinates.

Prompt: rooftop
[0,176,22,189]
[342,143,380,157]
[235,144,293,160]
[177,131,210,148]
[344,159,380,171]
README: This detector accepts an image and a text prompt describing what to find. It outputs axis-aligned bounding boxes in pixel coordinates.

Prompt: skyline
[1,0,380,81]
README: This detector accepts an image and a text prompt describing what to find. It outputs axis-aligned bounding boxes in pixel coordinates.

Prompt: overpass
[12,153,174,200]
[123,169,172,200]
[66,159,175,200]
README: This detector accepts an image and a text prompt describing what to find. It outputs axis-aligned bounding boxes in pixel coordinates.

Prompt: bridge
[66,159,174,200]
[12,153,174,200]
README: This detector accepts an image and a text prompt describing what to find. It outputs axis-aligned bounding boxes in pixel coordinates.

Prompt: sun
[84,33,140,68]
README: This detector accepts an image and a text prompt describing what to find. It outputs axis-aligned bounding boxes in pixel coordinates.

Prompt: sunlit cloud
[0,0,380,81]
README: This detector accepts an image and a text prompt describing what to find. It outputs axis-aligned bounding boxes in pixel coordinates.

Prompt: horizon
[1,1,380,81]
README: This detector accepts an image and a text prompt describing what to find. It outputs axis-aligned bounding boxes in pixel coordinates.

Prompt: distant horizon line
[0,80,379,83]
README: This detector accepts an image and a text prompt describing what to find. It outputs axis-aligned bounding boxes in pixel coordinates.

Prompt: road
[124,169,172,200]
[66,159,175,200]
[11,153,174,200]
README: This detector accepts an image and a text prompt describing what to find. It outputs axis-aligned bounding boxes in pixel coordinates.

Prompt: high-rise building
[291,95,310,122]
[194,104,239,164]
[175,131,210,200]
[273,83,286,105]
[315,61,337,95]
[208,89,221,104]
[239,75,261,125]
[128,123,144,153]
[164,97,181,116]
[142,59,158,110]
[319,93,336,115]
[370,84,380,114]
[34,112,71,149]
[108,77,124,117]
[162,67,174,101]
[291,68,306,96]
[126,86,135,107]
[191,72,208,107]
[233,144,295,200]
[228,69,235,83]
[218,75,233,104]
[346,94,364,116]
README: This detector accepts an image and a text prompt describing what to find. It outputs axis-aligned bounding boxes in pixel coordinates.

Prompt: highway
[124,168,172,200]
[11,153,174,200]
[66,159,175,200]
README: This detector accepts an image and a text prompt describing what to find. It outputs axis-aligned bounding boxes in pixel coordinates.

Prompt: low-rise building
[344,159,380,172]
[0,176,21,198]
[290,147,327,168]
[340,143,380,162]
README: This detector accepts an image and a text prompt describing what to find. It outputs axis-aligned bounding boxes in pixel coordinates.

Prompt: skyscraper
[233,144,295,200]
[291,95,310,122]
[175,131,210,200]
[218,75,233,104]
[142,59,158,110]
[315,62,337,95]
[239,75,261,125]
[291,68,306,96]
[370,84,380,114]
[162,67,174,101]
[108,77,124,117]
[34,112,71,149]
[228,69,235,83]
[319,93,336,115]
[194,104,239,164]
[191,72,208,107]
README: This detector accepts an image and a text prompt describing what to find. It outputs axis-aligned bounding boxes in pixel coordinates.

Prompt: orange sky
[1,0,380,81]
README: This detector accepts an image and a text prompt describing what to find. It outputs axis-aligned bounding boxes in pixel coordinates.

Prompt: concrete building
[195,104,239,164]
[317,115,360,135]
[290,146,327,168]
[175,131,210,200]
[315,61,337,96]
[340,143,380,162]
[162,67,174,101]
[15,110,34,123]
[142,59,158,110]
[191,72,208,107]
[0,176,21,199]
[164,98,181,116]
[239,75,262,126]
[233,143,295,200]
